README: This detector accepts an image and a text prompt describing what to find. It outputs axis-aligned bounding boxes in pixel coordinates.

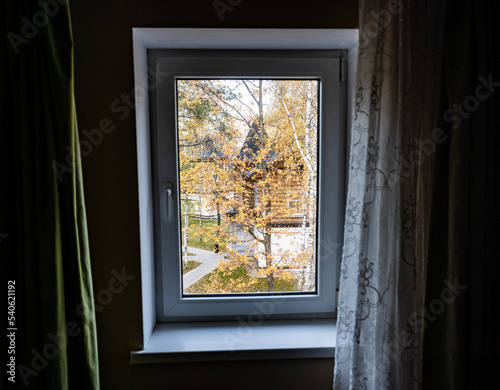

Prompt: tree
[177,79,319,293]
[177,80,236,264]
[275,80,318,290]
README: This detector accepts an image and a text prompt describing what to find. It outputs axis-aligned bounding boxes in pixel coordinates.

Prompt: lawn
[185,266,298,294]
[182,217,228,252]
[182,260,202,275]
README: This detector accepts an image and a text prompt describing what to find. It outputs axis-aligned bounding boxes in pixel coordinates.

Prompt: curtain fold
[0,2,99,389]
[334,1,445,388]
[336,0,500,388]
[422,0,500,388]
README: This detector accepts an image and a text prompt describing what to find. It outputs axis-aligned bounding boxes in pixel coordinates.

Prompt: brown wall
[71,1,358,389]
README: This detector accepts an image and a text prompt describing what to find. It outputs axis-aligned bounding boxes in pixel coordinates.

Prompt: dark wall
[71,1,358,389]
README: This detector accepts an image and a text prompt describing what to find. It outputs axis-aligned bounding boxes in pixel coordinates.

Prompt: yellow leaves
[178,79,319,293]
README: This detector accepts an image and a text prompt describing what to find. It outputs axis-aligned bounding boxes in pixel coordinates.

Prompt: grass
[182,260,202,275]
[182,217,228,252]
[185,266,298,294]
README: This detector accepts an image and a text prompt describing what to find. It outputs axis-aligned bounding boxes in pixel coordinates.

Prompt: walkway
[182,247,225,290]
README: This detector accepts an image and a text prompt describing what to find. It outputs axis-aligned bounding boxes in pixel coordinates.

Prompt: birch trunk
[303,81,316,291]
[183,199,189,268]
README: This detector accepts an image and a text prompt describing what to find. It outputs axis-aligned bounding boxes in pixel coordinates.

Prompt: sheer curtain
[334,1,444,388]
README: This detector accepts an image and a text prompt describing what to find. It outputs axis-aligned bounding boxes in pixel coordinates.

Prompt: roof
[237,122,276,168]
[190,137,224,161]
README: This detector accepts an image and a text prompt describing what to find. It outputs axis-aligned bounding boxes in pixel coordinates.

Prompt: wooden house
[227,123,314,260]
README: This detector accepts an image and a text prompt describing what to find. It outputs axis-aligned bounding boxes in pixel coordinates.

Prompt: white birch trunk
[303,81,316,291]
[183,199,189,267]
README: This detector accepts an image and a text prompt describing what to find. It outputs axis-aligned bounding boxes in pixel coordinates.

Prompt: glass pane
[177,79,318,295]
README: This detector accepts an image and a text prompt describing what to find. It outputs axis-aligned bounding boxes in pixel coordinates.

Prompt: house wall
[232,175,310,225]
[71,1,358,389]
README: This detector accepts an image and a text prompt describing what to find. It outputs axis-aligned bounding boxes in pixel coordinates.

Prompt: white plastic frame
[133,28,358,347]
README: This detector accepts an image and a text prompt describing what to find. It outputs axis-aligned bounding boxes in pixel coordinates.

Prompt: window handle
[163,183,173,222]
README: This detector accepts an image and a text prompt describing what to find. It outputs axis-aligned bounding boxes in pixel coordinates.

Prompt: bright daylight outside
[177,79,319,295]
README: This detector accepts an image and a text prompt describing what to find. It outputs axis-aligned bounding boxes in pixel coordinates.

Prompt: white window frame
[150,49,343,322]
[132,28,358,359]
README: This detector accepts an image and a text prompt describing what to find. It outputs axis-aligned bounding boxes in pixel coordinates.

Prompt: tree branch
[242,80,260,106]
[278,91,314,172]
[206,81,253,129]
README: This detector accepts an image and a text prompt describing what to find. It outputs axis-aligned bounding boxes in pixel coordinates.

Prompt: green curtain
[0,2,99,389]
[423,0,500,388]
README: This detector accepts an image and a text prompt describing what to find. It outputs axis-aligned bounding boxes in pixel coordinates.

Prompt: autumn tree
[273,80,318,290]
[177,80,236,265]
[177,79,318,293]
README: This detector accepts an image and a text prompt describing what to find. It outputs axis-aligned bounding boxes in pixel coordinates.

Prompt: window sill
[130,318,336,364]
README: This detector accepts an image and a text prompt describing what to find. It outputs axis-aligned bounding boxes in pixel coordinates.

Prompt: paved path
[182,247,225,290]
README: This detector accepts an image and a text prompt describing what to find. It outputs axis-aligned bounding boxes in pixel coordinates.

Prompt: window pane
[177,79,318,295]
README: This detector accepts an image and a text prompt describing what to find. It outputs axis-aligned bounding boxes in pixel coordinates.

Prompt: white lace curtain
[334,0,442,388]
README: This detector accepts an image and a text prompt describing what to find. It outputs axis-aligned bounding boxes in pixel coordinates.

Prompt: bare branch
[206,80,253,128]
[278,90,314,172]
[178,140,212,148]
[242,80,260,106]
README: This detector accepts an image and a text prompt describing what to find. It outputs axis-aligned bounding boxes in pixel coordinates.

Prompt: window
[148,49,346,322]
[131,29,358,358]
[285,190,302,214]
[178,78,319,295]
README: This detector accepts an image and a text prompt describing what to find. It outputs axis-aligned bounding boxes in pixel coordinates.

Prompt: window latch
[163,183,173,222]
